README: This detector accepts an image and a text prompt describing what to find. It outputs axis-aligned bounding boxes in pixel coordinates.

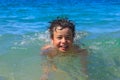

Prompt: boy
[40,18,88,80]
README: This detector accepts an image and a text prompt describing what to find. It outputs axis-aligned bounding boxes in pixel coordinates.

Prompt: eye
[66,36,71,40]
[57,36,62,39]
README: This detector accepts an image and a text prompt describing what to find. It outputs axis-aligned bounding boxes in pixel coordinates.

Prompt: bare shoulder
[79,49,88,56]
[41,45,57,58]
[74,45,88,56]
[41,45,52,55]
[41,45,52,50]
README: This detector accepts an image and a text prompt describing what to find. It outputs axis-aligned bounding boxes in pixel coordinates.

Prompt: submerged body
[41,46,88,80]
[40,18,88,80]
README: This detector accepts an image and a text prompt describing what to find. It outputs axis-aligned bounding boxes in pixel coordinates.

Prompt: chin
[59,49,68,53]
[60,51,66,53]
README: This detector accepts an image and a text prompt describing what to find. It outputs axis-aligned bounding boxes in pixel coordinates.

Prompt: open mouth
[60,45,69,51]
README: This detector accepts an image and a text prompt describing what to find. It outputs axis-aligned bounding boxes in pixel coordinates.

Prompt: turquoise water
[0,0,120,80]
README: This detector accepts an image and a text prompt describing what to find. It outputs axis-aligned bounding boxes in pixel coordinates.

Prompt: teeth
[61,45,67,48]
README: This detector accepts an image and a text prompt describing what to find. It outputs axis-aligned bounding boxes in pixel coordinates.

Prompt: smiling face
[51,26,74,53]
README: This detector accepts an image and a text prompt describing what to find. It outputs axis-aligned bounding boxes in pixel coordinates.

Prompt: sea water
[0,0,120,80]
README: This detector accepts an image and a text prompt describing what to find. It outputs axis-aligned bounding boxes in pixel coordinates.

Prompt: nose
[61,38,66,43]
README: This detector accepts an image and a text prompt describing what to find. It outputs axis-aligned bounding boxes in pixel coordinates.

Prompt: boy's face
[51,26,74,53]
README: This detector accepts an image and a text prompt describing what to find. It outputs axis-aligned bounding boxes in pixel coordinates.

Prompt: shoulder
[41,45,52,55]
[79,49,88,56]
[41,45,52,50]
[41,45,57,58]
[73,45,88,56]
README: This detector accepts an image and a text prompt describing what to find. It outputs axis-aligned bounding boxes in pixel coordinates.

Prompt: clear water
[0,0,120,80]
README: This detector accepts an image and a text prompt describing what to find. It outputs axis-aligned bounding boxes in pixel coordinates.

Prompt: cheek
[52,39,60,46]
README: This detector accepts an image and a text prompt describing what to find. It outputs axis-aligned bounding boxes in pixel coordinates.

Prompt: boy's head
[48,18,76,52]
[49,18,75,39]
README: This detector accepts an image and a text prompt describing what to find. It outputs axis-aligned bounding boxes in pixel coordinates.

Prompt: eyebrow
[56,34,71,37]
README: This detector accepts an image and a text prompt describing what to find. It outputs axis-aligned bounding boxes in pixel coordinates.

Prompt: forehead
[53,26,72,34]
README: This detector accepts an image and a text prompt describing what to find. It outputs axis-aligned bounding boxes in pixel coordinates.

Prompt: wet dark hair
[49,17,75,39]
